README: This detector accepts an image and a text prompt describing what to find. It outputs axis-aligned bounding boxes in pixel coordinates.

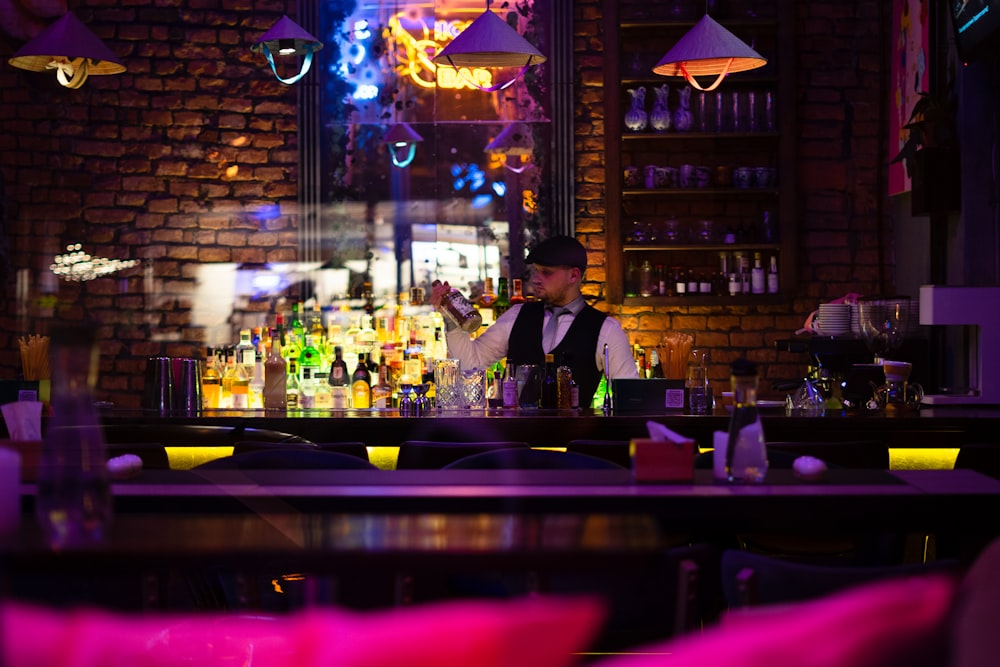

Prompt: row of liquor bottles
[626,251,780,298]
[201,336,588,412]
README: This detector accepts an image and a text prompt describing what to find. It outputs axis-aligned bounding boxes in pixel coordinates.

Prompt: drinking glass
[686,348,711,415]
[515,364,542,410]
[434,358,463,410]
[462,367,487,410]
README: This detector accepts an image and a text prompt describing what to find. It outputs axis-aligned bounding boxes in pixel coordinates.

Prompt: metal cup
[142,356,174,413]
[172,357,203,415]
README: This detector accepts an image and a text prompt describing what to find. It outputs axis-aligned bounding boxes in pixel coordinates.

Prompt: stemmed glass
[857,297,912,363]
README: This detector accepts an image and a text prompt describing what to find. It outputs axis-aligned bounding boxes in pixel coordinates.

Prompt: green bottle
[494,277,511,318]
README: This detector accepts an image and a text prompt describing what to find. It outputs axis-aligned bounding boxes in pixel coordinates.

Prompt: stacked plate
[817,303,851,336]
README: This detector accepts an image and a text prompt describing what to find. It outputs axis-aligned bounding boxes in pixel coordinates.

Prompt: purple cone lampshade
[431,9,546,69]
[653,14,766,91]
[251,16,323,85]
[8,12,125,88]
[485,122,535,173]
[384,123,423,168]
[485,122,534,155]
[384,122,424,147]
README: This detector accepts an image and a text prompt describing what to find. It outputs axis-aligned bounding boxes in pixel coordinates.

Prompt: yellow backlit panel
[889,448,959,471]
[166,446,233,470]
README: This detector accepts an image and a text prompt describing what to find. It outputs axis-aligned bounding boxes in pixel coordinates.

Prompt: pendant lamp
[431,2,546,92]
[384,122,423,168]
[252,15,323,85]
[653,14,766,91]
[485,122,534,173]
[8,12,125,89]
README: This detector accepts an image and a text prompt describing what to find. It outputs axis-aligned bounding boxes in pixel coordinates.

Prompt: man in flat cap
[430,235,637,408]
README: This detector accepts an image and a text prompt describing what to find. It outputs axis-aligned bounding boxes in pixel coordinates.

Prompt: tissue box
[630,437,695,482]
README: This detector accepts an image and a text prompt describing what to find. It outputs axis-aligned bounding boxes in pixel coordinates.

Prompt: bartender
[430,235,638,407]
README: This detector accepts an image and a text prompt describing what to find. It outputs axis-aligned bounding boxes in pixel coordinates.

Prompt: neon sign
[387,14,494,90]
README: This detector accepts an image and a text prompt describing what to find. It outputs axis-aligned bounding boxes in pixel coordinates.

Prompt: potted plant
[892,90,960,215]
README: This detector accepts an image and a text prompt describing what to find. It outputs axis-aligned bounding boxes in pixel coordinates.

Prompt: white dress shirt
[444,298,639,380]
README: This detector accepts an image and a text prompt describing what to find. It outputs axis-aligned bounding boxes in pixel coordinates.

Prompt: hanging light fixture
[50,244,140,282]
[652,14,766,91]
[8,12,125,89]
[485,122,534,173]
[431,1,546,91]
[251,15,323,85]
[384,122,424,168]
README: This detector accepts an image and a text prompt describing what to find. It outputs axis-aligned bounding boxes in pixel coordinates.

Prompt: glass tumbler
[514,364,542,410]
[462,367,487,410]
[434,358,463,411]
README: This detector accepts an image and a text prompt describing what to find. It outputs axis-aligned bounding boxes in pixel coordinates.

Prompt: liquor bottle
[476,277,497,323]
[298,365,316,409]
[724,359,768,483]
[540,353,558,409]
[36,321,112,550]
[751,252,766,294]
[648,349,664,378]
[501,361,518,408]
[352,352,372,409]
[285,359,300,410]
[656,264,667,296]
[699,271,713,295]
[298,334,321,380]
[674,268,687,296]
[313,372,333,409]
[509,278,526,305]
[739,253,752,295]
[686,271,699,296]
[229,355,251,409]
[487,360,505,408]
[713,253,728,296]
[728,272,740,297]
[290,302,305,343]
[220,348,236,408]
[494,277,511,318]
[625,260,638,298]
[556,354,574,410]
[263,334,287,410]
[328,345,350,387]
[357,315,379,358]
[236,328,256,369]
[639,260,655,297]
[767,255,780,294]
[201,346,222,409]
[249,350,265,409]
[431,279,483,332]
[372,359,392,409]
[310,302,324,339]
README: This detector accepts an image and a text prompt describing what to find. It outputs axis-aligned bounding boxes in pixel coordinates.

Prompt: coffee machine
[919,285,1000,405]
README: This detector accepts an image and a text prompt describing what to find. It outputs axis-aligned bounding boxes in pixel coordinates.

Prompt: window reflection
[316,0,552,304]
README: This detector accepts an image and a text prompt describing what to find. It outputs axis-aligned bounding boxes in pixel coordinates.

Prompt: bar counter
[92,405,1000,450]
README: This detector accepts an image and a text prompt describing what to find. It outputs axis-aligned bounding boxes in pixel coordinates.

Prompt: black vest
[507,301,607,408]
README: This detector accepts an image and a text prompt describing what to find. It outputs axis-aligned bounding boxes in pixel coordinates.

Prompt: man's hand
[429,280,450,308]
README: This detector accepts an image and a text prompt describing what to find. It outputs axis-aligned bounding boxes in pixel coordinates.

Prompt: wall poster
[890,0,931,195]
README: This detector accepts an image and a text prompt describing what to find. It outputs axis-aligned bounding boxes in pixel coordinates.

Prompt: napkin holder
[630,437,694,482]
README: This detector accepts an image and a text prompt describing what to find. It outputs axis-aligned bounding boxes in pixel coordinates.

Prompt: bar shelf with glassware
[603,0,795,304]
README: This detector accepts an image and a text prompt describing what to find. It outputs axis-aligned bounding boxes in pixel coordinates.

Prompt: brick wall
[0,0,893,405]
[0,1,298,407]
[574,0,893,396]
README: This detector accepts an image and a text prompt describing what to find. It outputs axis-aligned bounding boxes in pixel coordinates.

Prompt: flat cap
[525,236,588,270]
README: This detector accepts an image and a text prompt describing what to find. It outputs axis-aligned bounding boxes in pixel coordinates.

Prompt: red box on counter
[630,437,695,482]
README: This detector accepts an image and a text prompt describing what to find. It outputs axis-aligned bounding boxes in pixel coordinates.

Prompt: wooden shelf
[603,0,796,305]
[623,294,787,306]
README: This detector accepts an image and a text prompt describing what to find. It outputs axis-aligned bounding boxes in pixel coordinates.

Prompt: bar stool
[395,440,530,469]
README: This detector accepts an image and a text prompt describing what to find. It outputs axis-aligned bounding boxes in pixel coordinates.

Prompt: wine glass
[857,297,912,363]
